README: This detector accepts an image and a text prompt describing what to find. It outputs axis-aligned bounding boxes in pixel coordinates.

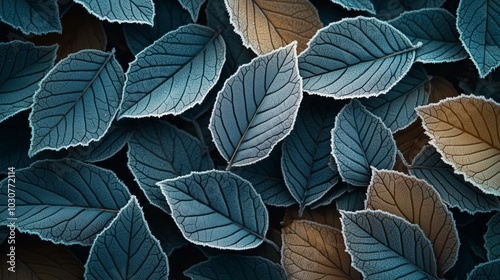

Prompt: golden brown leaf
[394,119,430,166]
[417,95,500,192]
[224,0,322,54]
[282,220,362,280]
[426,76,458,104]
[365,169,459,275]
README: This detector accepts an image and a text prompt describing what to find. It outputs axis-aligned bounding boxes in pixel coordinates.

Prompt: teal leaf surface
[467,259,500,280]
[341,209,439,279]
[209,43,302,168]
[0,0,61,35]
[331,100,396,186]
[127,120,213,214]
[310,181,349,209]
[119,24,226,118]
[0,41,58,123]
[159,170,269,250]
[330,0,374,13]
[485,212,500,261]
[123,0,192,55]
[178,0,205,22]
[336,187,366,212]
[298,16,418,99]
[0,159,131,245]
[282,99,340,214]
[28,49,124,157]
[85,196,169,279]
[390,8,467,63]
[359,65,429,132]
[372,0,446,20]
[184,255,286,279]
[73,0,154,25]
[457,0,500,77]
[409,145,500,214]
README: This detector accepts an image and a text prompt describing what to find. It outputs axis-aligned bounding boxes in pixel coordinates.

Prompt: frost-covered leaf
[159,170,269,250]
[360,65,429,132]
[123,0,192,55]
[224,0,322,54]
[467,259,500,280]
[28,49,124,157]
[73,0,154,25]
[331,100,396,186]
[281,220,362,280]
[372,0,445,20]
[366,169,459,275]
[310,181,348,209]
[341,210,439,279]
[0,41,57,123]
[282,99,340,214]
[330,0,374,13]
[393,119,429,168]
[416,95,500,194]
[128,120,213,214]
[185,255,286,279]
[335,188,366,212]
[178,0,205,22]
[299,16,418,99]
[485,212,500,261]
[427,76,459,103]
[85,196,169,279]
[209,43,302,168]
[0,159,131,245]
[119,24,226,118]
[0,0,61,34]
[409,145,500,214]
[389,8,467,63]
[457,0,500,77]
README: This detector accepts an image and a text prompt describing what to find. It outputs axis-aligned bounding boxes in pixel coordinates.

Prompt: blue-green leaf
[0,0,62,35]
[310,181,349,209]
[0,41,58,123]
[73,0,154,25]
[331,100,397,186]
[485,212,500,261]
[372,0,446,20]
[467,259,500,280]
[28,49,124,157]
[84,196,169,279]
[123,0,192,55]
[128,120,213,214]
[178,0,205,22]
[390,8,467,63]
[184,255,286,279]
[119,24,226,119]
[282,99,340,214]
[336,187,366,212]
[330,0,374,13]
[298,16,418,99]
[0,159,131,245]
[457,0,500,77]
[341,209,439,279]
[209,43,302,168]
[158,170,269,250]
[409,145,500,214]
[233,143,296,207]
[359,65,429,132]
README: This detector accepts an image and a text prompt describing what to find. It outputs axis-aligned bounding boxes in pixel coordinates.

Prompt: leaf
[85,196,169,279]
[331,100,397,186]
[467,259,500,280]
[457,0,500,77]
[0,0,61,35]
[416,95,500,193]
[310,181,349,209]
[341,209,439,279]
[159,170,269,250]
[426,76,459,105]
[372,0,445,20]
[123,0,192,55]
[223,0,322,54]
[389,8,467,63]
[485,212,500,261]
[393,119,429,169]
[209,43,302,168]
[298,16,418,99]
[281,220,362,280]
[119,24,226,119]
[145,206,189,256]
[73,0,154,25]
[28,49,124,157]
[360,65,429,132]
[283,203,342,229]
[178,0,206,22]
[127,120,213,214]
[336,187,366,212]
[409,145,500,214]
[330,0,374,13]
[0,41,58,123]
[233,143,296,207]
[0,159,131,245]
[282,99,340,214]
[185,255,286,279]
[365,169,459,275]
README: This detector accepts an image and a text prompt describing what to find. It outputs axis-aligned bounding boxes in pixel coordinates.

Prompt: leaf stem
[264,238,280,253]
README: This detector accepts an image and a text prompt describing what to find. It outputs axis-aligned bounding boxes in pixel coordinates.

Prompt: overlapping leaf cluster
[0,0,499,278]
